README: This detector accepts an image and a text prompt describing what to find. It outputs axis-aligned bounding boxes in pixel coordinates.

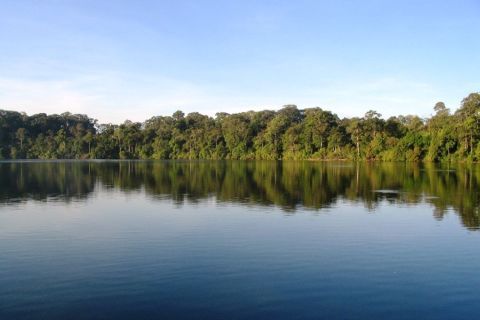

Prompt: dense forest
[1,92,479,161]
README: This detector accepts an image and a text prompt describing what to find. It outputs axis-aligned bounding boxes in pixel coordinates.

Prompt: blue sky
[0,0,479,123]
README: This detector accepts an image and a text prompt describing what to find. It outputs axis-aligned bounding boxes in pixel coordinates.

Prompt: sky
[0,0,479,124]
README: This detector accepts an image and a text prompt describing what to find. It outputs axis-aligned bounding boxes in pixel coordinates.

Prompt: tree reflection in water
[1,160,479,230]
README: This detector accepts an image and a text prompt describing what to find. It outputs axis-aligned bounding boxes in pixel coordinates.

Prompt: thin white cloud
[0,73,470,123]
[0,77,101,116]
[0,74,218,123]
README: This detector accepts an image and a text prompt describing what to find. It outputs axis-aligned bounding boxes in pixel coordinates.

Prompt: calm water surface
[1,161,480,319]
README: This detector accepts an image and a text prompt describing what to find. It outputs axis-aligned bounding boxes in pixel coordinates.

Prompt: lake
[1,160,480,319]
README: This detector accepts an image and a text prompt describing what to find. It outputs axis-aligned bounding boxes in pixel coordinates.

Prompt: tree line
[1,92,479,161]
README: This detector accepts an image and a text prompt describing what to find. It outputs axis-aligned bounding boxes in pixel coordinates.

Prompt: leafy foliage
[1,93,480,161]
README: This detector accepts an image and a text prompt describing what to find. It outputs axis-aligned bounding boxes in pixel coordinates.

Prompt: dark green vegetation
[1,161,479,230]
[1,93,479,161]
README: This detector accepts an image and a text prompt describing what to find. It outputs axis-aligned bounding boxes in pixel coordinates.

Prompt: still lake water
[1,160,480,319]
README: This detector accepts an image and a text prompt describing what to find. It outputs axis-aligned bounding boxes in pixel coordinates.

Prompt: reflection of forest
[1,161,479,229]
